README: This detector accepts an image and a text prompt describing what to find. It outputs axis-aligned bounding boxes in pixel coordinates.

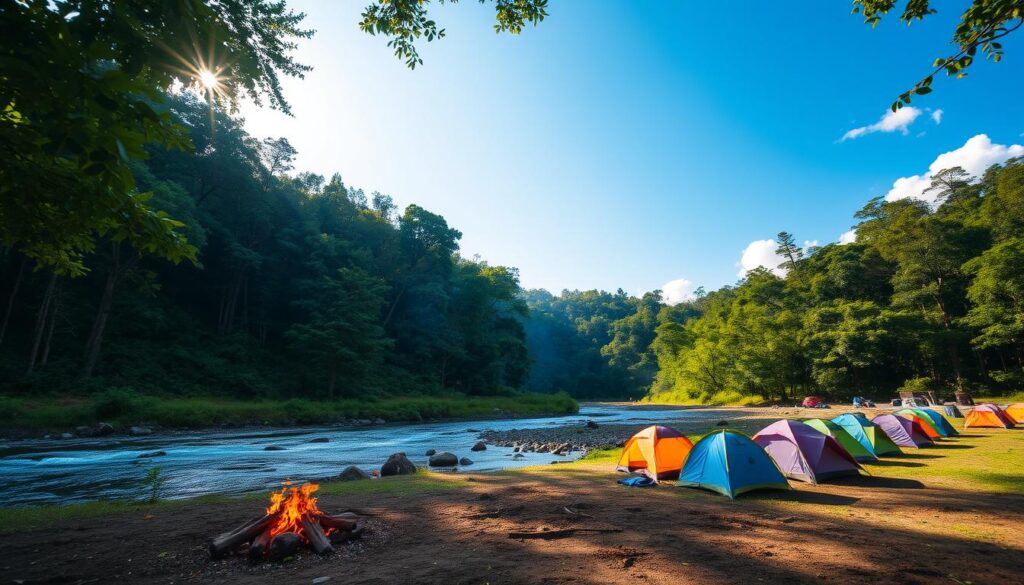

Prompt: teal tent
[916,408,959,437]
[676,430,790,499]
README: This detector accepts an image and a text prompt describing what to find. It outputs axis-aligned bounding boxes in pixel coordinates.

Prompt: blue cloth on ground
[618,476,656,487]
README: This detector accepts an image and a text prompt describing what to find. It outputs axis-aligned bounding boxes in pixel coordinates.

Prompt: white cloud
[737,239,786,277]
[931,109,943,125]
[661,278,695,305]
[884,134,1024,204]
[838,230,857,245]
[841,107,922,141]
[803,239,819,249]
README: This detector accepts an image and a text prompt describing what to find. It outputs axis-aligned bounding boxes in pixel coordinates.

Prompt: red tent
[802,396,823,408]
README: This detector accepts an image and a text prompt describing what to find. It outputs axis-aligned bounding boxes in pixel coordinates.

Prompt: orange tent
[964,405,1014,429]
[616,425,693,481]
[898,412,942,439]
[1005,403,1024,425]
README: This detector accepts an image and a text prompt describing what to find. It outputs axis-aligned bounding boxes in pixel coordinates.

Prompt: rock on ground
[380,452,417,476]
[338,465,370,481]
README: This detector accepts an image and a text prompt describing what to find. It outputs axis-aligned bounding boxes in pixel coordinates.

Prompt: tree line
[0,95,532,400]
[649,161,1024,404]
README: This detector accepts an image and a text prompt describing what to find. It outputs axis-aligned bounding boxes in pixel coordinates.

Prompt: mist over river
[0,404,724,506]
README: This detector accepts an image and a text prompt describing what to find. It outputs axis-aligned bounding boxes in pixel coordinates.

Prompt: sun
[198,69,220,90]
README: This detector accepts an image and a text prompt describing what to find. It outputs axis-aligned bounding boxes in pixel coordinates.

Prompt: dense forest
[2,96,1022,407]
[2,1,1023,422]
[649,162,1024,404]
[0,95,544,403]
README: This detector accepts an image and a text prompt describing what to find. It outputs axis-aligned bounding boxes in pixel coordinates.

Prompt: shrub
[92,387,144,420]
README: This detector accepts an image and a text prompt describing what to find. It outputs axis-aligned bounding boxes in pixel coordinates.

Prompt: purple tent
[872,414,932,448]
[752,420,864,484]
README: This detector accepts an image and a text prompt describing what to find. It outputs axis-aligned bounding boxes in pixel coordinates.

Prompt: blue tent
[944,405,964,418]
[831,413,902,457]
[915,408,959,437]
[676,430,790,499]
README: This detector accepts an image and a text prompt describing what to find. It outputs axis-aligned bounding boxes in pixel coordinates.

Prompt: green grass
[974,391,1024,404]
[858,427,1024,492]
[0,471,466,534]
[642,389,765,407]
[0,390,579,431]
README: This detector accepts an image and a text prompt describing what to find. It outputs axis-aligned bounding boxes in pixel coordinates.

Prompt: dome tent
[616,425,694,481]
[965,404,1015,429]
[872,414,933,448]
[803,418,877,462]
[895,407,957,437]
[1005,403,1024,425]
[753,420,865,484]
[831,413,902,457]
[676,430,790,499]
[893,409,943,439]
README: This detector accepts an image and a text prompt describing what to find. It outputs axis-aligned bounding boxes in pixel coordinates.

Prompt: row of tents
[615,402,1024,499]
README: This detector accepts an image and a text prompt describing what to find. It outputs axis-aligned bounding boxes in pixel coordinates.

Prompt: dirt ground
[2,425,1022,584]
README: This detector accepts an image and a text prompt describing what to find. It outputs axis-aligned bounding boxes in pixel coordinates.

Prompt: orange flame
[265,482,329,540]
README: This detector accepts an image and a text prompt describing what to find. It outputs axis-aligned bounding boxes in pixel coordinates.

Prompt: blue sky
[241,1,1024,300]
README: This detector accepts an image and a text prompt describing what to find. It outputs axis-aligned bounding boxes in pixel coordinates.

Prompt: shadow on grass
[828,475,925,490]
[745,489,860,506]
[868,459,926,468]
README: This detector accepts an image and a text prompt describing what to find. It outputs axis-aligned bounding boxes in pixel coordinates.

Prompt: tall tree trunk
[327,356,337,398]
[0,256,28,345]
[26,272,57,375]
[83,243,135,378]
[40,283,61,366]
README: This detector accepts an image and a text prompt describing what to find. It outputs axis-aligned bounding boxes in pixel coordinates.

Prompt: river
[0,403,719,506]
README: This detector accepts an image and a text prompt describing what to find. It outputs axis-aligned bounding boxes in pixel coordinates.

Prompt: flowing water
[0,404,719,506]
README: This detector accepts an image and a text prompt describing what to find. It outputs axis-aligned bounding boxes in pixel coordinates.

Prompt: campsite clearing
[1,410,1021,584]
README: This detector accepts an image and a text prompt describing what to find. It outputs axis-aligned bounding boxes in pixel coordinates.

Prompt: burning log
[318,513,357,531]
[208,482,362,562]
[209,513,276,559]
[248,527,273,563]
[301,516,335,555]
[269,532,302,561]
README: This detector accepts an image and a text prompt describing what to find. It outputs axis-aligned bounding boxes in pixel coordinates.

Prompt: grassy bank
[0,390,578,432]
[0,471,467,534]
[641,389,765,407]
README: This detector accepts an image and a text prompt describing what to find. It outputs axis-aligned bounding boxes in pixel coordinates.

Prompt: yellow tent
[616,425,693,481]
[1004,403,1024,425]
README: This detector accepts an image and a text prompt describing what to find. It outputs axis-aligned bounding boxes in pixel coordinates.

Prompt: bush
[92,387,144,420]
[896,377,935,395]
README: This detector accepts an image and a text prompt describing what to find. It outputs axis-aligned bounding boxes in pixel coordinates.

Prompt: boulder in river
[96,422,115,436]
[264,445,287,451]
[715,420,729,427]
[585,420,599,429]
[338,465,370,481]
[60,432,74,439]
[309,437,330,443]
[425,448,436,456]
[512,453,525,459]
[471,441,487,452]
[129,426,152,436]
[428,452,459,467]
[459,457,474,466]
[381,452,417,476]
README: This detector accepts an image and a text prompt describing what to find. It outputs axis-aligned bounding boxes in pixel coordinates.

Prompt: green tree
[360,0,549,68]
[852,0,1024,110]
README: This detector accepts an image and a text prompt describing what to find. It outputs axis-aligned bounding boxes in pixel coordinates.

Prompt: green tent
[832,413,902,457]
[803,418,877,462]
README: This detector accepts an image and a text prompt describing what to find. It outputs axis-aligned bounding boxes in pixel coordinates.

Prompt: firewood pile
[208,482,364,562]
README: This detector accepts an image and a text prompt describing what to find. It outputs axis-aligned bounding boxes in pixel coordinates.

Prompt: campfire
[209,482,364,562]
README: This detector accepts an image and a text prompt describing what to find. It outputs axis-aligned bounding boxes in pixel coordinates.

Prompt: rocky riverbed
[478,422,641,455]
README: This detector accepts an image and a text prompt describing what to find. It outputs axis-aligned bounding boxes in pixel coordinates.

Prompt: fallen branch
[209,513,276,558]
[508,528,622,540]
[301,516,335,555]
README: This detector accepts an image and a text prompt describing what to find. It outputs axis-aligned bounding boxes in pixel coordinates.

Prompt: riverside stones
[428,452,459,467]
[381,452,417,476]
[459,457,474,466]
[338,465,370,481]
[471,441,487,451]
